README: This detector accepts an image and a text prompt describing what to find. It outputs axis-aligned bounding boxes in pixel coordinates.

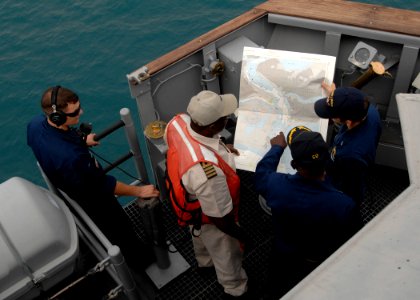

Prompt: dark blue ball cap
[290,131,329,167]
[286,125,311,145]
[314,87,368,120]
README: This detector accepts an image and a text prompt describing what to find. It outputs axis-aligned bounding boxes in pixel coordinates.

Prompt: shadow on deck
[41,164,409,300]
[133,164,409,299]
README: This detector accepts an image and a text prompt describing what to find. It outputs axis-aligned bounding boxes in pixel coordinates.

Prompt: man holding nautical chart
[314,83,382,207]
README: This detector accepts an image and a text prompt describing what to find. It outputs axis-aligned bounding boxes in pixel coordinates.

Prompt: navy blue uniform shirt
[328,105,382,204]
[255,145,360,261]
[27,115,156,270]
[27,114,116,202]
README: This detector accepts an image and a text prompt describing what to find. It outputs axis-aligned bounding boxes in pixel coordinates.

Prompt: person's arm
[225,144,240,155]
[69,150,160,199]
[254,132,287,195]
[183,163,246,242]
[114,181,160,199]
[67,151,112,192]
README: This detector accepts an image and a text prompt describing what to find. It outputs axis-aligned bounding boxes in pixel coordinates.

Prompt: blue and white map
[234,47,336,173]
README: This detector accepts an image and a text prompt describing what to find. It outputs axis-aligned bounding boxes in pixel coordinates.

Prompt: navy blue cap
[314,87,368,120]
[286,125,311,145]
[290,131,329,167]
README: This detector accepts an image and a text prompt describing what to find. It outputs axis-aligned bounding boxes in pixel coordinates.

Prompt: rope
[102,285,123,300]
[48,260,108,300]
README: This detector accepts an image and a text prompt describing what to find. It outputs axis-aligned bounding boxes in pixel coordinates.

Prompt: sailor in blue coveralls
[254,127,361,299]
[314,83,382,206]
[27,86,160,272]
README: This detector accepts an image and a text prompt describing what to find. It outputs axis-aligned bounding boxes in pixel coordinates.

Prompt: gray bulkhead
[127,13,420,192]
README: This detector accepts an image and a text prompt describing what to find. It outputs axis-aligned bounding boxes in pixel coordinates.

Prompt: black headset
[49,85,67,126]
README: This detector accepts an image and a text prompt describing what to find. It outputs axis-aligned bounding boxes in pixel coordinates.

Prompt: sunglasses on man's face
[64,105,82,117]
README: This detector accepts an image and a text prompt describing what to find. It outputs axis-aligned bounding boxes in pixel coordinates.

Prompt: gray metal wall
[129,14,420,187]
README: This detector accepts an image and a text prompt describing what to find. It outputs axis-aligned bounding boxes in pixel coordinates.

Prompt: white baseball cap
[187,90,238,126]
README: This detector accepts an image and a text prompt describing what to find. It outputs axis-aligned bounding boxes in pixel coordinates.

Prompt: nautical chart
[234,47,336,173]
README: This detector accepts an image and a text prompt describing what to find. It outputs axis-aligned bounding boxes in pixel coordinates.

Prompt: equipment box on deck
[0,177,79,300]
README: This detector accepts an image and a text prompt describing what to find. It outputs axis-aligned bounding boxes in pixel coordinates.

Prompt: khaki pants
[191,223,248,296]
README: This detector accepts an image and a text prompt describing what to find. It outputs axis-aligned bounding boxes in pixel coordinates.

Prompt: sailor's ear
[290,160,297,169]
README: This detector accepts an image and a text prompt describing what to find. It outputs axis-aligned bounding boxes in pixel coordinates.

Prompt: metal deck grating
[124,164,410,299]
[360,165,410,224]
[123,169,274,299]
[41,164,409,300]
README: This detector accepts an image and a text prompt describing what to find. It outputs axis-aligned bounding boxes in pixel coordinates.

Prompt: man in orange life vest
[164,90,248,299]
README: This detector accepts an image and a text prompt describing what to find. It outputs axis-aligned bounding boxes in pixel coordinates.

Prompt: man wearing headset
[27,86,159,271]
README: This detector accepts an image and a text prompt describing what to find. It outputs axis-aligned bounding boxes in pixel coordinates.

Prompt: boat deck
[146,165,409,300]
[44,163,409,300]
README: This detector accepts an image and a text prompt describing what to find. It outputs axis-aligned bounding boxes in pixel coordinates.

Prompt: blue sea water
[1,0,419,187]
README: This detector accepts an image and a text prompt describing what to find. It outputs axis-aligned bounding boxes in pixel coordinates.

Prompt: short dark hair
[41,86,79,115]
[293,160,326,177]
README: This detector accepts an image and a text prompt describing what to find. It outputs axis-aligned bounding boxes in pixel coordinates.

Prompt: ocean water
[1,0,419,187]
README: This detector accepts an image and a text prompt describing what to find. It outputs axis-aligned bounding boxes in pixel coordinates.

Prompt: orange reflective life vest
[165,114,240,227]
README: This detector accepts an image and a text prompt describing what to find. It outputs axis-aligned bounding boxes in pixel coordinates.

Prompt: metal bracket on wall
[202,43,222,93]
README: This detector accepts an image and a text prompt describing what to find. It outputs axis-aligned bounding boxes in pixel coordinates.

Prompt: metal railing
[93,108,170,269]
[37,107,171,300]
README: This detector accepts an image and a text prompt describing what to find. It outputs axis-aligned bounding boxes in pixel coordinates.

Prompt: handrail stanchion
[108,246,141,300]
[37,163,142,300]
[119,108,148,181]
[59,192,143,300]
[120,108,171,270]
